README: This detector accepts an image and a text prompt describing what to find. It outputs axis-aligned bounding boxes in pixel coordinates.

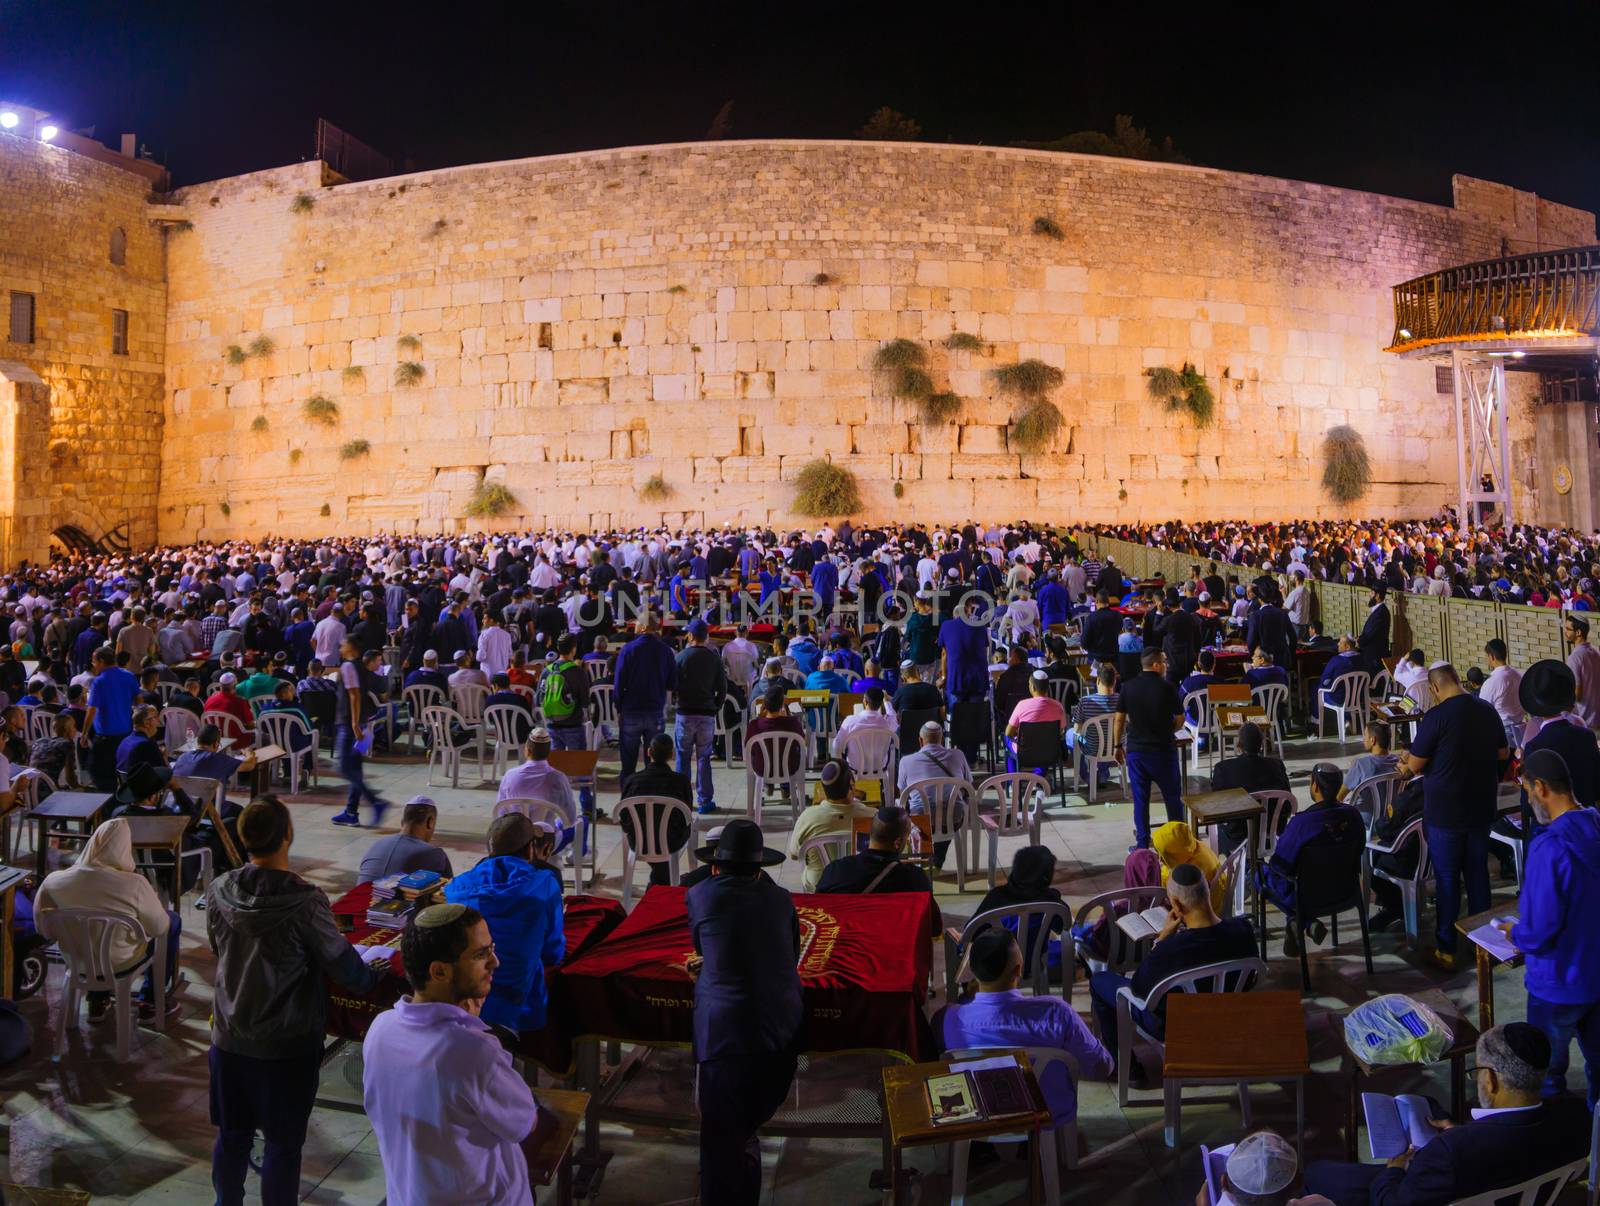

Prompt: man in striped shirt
[1068,662,1120,782]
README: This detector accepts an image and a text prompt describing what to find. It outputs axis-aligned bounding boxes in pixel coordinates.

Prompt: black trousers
[90,732,123,790]
[697,1052,798,1206]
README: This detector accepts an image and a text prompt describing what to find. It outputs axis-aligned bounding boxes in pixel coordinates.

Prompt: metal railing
[1388,245,1600,351]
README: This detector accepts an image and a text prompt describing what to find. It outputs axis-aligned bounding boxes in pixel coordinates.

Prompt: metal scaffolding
[1450,350,1513,527]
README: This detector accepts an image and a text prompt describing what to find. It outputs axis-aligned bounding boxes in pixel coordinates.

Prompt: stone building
[1,128,1594,560]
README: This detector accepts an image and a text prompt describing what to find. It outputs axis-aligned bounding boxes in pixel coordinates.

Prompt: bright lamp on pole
[38,124,58,142]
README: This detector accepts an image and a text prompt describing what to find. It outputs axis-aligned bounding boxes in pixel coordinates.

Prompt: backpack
[541,660,577,721]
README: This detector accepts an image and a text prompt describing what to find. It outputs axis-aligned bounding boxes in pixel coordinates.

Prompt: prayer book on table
[1464,917,1519,963]
[1115,905,1172,944]
[970,1064,1031,1119]
[1362,1092,1437,1159]
[925,1072,981,1125]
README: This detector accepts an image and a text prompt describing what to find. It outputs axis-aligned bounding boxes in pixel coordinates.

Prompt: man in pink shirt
[1004,670,1067,774]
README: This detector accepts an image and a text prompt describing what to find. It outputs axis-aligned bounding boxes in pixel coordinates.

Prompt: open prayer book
[1200,1143,1233,1205]
[925,1055,1033,1125]
[1464,917,1519,963]
[1115,905,1172,944]
[1363,1092,1437,1159]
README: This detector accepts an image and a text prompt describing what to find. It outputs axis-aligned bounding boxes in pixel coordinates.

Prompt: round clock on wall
[1554,464,1574,495]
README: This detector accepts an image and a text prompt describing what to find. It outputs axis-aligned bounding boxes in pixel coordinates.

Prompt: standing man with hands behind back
[1114,648,1187,851]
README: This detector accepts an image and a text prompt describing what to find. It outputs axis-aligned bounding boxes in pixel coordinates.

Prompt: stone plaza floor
[0,724,1536,1204]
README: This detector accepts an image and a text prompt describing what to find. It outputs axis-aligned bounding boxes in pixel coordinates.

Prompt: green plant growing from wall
[289,448,303,464]
[224,344,246,365]
[339,439,370,460]
[893,481,905,499]
[397,334,421,352]
[872,339,924,371]
[425,218,448,238]
[169,219,194,233]
[813,273,833,285]
[992,359,1066,454]
[944,331,985,353]
[342,365,365,382]
[304,395,339,424]
[1009,401,1064,453]
[991,359,1064,396]
[639,474,671,502]
[250,415,269,433]
[219,501,231,517]
[1145,362,1215,426]
[1321,424,1372,503]
[394,361,425,387]
[667,284,688,294]
[320,503,331,516]
[291,193,315,214]
[465,481,517,518]
[247,335,275,358]
[794,460,862,517]
[1032,215,1065,240]
[920,391,962,424]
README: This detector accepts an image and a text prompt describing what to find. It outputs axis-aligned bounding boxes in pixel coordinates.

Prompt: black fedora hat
[693,818,785,867]
[114,762,172,806]
[1520,659,1577,719]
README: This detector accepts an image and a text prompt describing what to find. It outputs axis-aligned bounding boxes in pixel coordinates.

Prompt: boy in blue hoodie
[445,812,565,1031]
[1504,748,1600,1105]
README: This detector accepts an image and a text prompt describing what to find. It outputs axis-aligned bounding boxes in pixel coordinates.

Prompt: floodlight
[38,124,58,142]
[0,112,17,129]
[1398,328,1412,340]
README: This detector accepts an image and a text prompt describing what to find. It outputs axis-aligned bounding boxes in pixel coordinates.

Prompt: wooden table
[123,814,192,905]
[881,1052,1051,1205]
[1163,991,1309,1153]
[817,778,883,806]
[851,809,932,861]
[521,1087,590,1206]
[548,749,599,783]
[0,865,24,998]
[1371,702,1424,748]
[1340,986,1478,1159]
[26,790,112,878]
[250,744,286,795]
[1456,905,1523,1030]
[1185,788,1264,859]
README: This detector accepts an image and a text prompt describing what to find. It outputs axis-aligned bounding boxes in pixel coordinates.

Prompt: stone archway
[0,361,51,568]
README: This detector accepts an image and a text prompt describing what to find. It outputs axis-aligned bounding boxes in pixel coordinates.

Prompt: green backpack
[541,660,577,721]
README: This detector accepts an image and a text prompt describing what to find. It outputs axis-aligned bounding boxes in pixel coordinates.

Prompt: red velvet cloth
[553,885,934,1061]
[325,882,626,1073]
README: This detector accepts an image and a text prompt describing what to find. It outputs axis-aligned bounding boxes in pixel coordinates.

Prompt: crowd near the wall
[5,511,1600,1205]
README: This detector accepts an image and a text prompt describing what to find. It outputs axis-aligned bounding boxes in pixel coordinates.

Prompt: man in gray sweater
[205,795,387,1206]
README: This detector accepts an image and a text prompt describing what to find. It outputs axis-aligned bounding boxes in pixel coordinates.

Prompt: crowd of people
[4,511,1600,1204]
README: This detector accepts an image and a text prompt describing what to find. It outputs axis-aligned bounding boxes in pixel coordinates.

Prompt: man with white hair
[896,720,972,868]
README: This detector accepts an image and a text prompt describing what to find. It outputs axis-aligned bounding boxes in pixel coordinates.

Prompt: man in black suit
[1304,1022,1590,1204]
[1245,594,1296,670]
[1079,593,1123,665]
[1153,588,1203,685]
[1358,584,1392,673]
[687,821,804,1205]
[1209,723,1290,852]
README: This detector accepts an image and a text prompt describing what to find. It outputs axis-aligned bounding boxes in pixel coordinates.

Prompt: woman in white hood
[35,817,180,1022]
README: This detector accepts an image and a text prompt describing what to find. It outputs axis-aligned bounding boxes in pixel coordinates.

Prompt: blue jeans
[1124,747,1184,848]
[619,710,663,781]
[1526,993,1600,1107]
[675,713,716,808]
[335,724,380,817]
[1088,970,1162,1051]
[1425,824,1490,954]
[549,723,593,855]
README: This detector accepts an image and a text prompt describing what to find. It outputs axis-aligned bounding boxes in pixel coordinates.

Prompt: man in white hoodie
[35,817,179,1022]
[363,902,539,1204]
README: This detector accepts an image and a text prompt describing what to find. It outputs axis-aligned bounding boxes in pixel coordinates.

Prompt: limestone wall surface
[0,130,167,555]
[149,141,1583,540]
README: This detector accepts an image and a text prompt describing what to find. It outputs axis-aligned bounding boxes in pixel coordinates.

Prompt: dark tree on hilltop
[705,100,735,140]
[1012,114,1190,164]
[856,107,923,141]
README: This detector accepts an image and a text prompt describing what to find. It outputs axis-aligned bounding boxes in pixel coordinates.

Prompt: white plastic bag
[1344,993,1453,1065]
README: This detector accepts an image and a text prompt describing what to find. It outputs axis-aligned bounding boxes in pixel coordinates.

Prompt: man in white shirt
[364,903,538,1205]
[720,625,760,691]
[1480,638,1526,749]
[311,603,347,666]
[448,650,491,693]
[1283,579,1311,634]
[474,613,514,680]
[1394,648,1430,707]
[833,686,897,756]
[1003,590,1039,644]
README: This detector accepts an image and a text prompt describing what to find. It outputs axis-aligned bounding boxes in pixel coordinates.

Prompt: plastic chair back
[202,710,248,743]
[1250,789,1298,862]
[451,682,488,723]
[977,772,1047,838]
[958,901,1071,998]
[1015,720,1065,770]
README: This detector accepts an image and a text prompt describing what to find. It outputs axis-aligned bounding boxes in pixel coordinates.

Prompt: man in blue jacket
[444,813,565,1032]
[1037,570,1070,631]
[614,613,678,780]
[1504,748,1600,1105]
[687,820,803,1205]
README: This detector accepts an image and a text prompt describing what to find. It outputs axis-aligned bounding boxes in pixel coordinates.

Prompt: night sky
[5,1,1599,219]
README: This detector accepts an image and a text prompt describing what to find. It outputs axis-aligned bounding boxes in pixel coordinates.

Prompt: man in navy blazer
[1358,584,1392,674]
[687,820,804,1205]
[1303,1022,1590,1204]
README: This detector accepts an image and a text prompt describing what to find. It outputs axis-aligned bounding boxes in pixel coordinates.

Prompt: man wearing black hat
[1357,584,1391,673]
[686,819,803,1205]
[1153,587,1203,685]
[1304,1022,1590,1203]
[1519,659,1600,815]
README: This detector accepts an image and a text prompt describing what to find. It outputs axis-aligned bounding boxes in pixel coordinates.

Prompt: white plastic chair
[714,702,744,769]
[202,709,249,745]
[1250,682,1289,753]
[422,704,473,787]
[161,707,201,752]
[483,703,532,779]
[944,900,1071,1001]
[1113,957,1267,1113]
[1316,672,1369,742]
[7,767,55,861]
[1074,713,1123,803]
[1214,841,1249,920]
[588,682,617,749]
[493,796,589,892]
[897,776,975,892]
[1369,669,1394,702]
[1348,771,1403,833]
[797,831,851,888]
[26,707,55,743]
[1068,884,1169,996]
[1367,816,1433,946]
[744,730,807,826]
[402,684,445,751]
[451,683,490,766]
[36,906,168,1062]
[947,1046,1077,1202]
[838,725,897,804]
[1450,1155,1588,1206]
[254,712,319,793]
[973,772,1047,888]
[1181,689,1217,775]
[614,795,694,908]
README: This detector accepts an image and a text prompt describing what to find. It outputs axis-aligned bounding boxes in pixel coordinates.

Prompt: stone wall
[0,130,167,554]
[1451,175,1597,254]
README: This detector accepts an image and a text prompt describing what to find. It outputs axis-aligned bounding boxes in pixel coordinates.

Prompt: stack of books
[365,869,449,930]
[925,1056,1033,1126]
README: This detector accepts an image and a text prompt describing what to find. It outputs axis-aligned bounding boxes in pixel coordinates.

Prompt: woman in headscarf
[1151,819,1228,914]
[34,817,182,1023]
[971,846,1067,980]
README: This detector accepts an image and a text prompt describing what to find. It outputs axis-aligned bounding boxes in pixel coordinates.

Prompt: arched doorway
[51,525,106,557]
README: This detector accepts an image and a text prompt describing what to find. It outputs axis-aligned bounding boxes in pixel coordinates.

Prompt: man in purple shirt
[941,929,1113,1126]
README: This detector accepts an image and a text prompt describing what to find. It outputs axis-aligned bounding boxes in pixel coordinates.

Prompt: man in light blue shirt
[942,929,1113,1125]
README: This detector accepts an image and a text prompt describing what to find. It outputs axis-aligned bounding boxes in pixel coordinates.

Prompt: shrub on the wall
[1009,400,1065,453]
[224,345,246,365]
[794,460,862,517]
[247,335,274,359]
[639,474,671,502]
[342,365,365,382]
[219,501,231,517]
[289,448,303,465]
[291,193,315,214]
[1145,362,1214,426]
[394,361,425,387]
[944,332,985,353]
[397,334,421,353]
[1032,215,1065,240]
[872,339,925,372]
[920,391,962,424]
[250,415,268,433]
[991,359,1064,396]
[339,439,370,460]
[991,358,1066,454]
[465,481,517,519]
[304,395,339,424]
[1322,424,1372,503]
